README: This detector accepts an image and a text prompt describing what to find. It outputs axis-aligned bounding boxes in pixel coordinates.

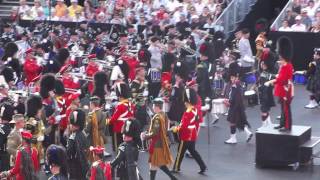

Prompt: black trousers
[173,141,206,171]
[112,132,123,152]
[279,98,292,130]
[0,152,10,171]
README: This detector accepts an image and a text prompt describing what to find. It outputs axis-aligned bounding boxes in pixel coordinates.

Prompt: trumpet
[56,73,94,82]
[65,88,81,93]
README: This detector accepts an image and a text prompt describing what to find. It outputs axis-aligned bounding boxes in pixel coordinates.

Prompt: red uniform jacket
[90,161,112,180]
[9,146,39,180]
[178,106,200,141]
[274,62,294,98]
[23,58,42,85]
[56,96,68,130]
[109,99,135,133]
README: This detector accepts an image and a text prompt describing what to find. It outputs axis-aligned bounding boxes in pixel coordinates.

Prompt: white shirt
[278,26,293,32]
[291,23,307,32]
[19,5,30,15]
[148,44,162,69]
[239,37,254,67]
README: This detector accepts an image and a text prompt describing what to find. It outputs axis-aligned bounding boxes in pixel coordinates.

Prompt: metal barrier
[270,0,294,31]
[213,0,258,39]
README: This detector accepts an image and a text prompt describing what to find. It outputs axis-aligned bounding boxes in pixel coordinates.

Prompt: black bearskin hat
[93,71,108,105]
[46,144,68,177]
[70,109,85,130]
[1,67,14,83]
[183,88,198,105]
[277,36,293,61]
[173,61,189,81]
[26,95,43,118]
[56,48,70,65]
[115,82,130,99]
[2,42,18,60]
[0,103,14,121]
[40,74,56,99]
[122,119,140,138]
[54,79,65,96]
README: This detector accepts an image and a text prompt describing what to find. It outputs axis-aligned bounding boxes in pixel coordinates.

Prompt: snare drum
[211,98,227,114]
[244,90,258,106]
[293,71,306,85]
[244,72,256,84]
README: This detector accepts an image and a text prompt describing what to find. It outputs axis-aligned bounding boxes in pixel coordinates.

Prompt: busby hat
[0,103,14,121]
[199,42,212,58]
[26,95,43,118]
[3,42,18,59]
[54,79,65,96]
[46,144,68,167]
[255,18,268,33]
[40,73,56,99]
[137,48,151,64]
[115,82,130,99]
[173,61,189,80]
[277,36,293,61]
[122,119,140,138]
[93,71,108,104]
[183,88,198,105]
[70,109,86,130]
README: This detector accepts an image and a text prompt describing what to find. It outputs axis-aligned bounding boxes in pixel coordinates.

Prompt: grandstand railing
[213,0,257,39]
[270,0,294,31]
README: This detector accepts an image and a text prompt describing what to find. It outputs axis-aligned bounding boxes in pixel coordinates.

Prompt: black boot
[160,166,178,180]
[150,170,157,180]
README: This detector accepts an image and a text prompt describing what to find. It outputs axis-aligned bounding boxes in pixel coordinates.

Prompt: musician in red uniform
[265,36,294,131]
[86,56,100,94]
[23,48,42,86]
[87,146,112,180]
[107,83,135,152]
[171,88,207,174]
[0,131,39,180]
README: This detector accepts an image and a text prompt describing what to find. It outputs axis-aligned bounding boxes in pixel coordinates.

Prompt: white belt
[188,125,196,129]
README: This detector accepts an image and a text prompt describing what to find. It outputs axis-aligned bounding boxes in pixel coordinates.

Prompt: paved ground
[40,85,320,180]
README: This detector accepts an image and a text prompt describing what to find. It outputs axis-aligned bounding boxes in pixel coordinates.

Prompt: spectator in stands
[110,11,125,25]
[213,4,223,21]
[312,10,320,24]
[166,0,180,13]
[194,0,204,15]
[35,9,46,20]
[203,17,215,29]
[10,7,19,21]
[199,6,211,26]
[291,15,307,32]
[284,9,296,26]
[83,0,95,21]
[55,0,68,18]
[95,0,107,15]
[301,8,313,30]
[279,20,293,32]
[30,0,44,19]
[207,0,217,12]
[18,0,31,17]
[292,0,302,15]
[176,14,190,36]
[21,9,34,20]
[311,19,320,32]
[68,0,83,18]
[304,0,317,18]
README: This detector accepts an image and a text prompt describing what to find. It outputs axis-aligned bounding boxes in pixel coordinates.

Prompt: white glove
[140,132,146,140]
[105,104,111,110]
[37,135,44,142]
[201,104,210,111]
[143,90,149,97]
[264,82,271,87]
[73,77,79,83]
[55,114,66,123]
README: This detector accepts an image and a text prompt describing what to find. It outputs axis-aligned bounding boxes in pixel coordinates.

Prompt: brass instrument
[65,88,80,94]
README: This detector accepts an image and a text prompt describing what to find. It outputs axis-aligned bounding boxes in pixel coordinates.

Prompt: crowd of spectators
[278,0,320,32]
[10,0,230,28]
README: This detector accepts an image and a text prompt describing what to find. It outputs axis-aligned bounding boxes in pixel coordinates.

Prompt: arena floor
[133,85,320,180]
[39,85,320,180]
